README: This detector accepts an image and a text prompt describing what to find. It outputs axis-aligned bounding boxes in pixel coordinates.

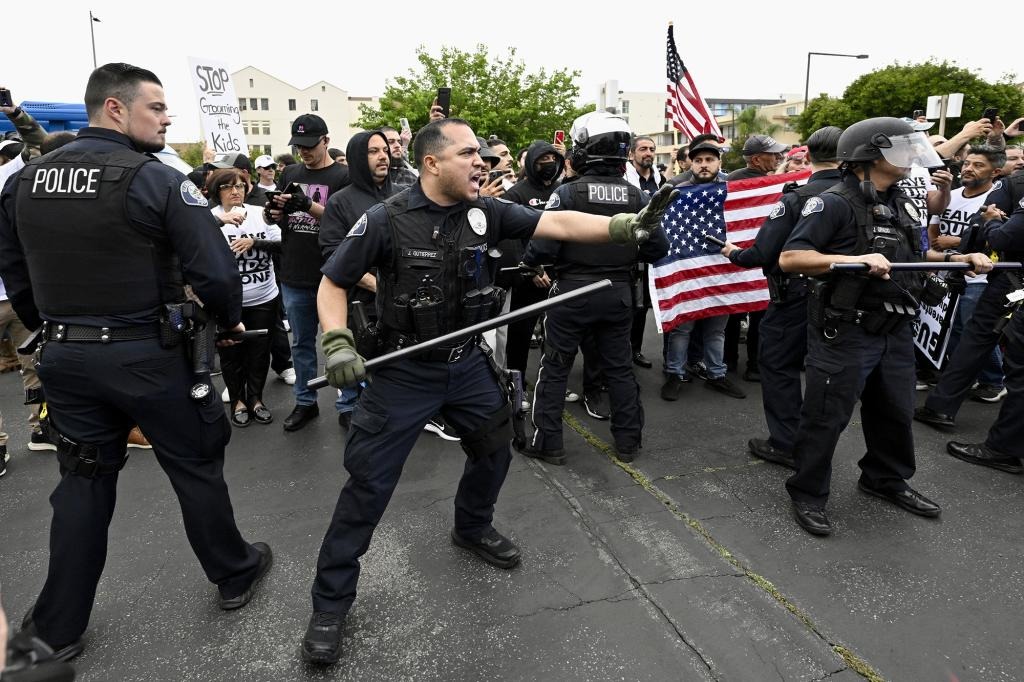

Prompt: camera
[0,88,13,108]
[488,169,508,183]
[983,107,998,123]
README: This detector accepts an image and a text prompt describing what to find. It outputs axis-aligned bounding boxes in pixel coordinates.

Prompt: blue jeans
[949,283,1004,388]
[280,283,319,406]
[664,315,728,379]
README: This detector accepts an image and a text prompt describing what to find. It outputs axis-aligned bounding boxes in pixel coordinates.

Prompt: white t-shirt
[931,185,993,284]
[212,204,282,305]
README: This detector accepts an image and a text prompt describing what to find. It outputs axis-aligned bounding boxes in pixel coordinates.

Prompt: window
[264,145,271,155]
[261,98,269,111]
[621,100,630,114]
[238,98,247,111]
[310,99,319,111]
[262,124,270,136]
[249,98,257,110]
[242,124,249,135]
[786,106,797,116]
[288,98,296,111]
[321,85,326,92]
[249,78,254,88]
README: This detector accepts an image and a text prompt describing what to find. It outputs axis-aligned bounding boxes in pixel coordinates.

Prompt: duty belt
[43,322,160,343]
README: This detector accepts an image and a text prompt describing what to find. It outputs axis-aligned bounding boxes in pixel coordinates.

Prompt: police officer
[519,112,669,465]
[720,126,844,469]
[0,63,272,660]
[778,117,992,537]
[302,117,674,664]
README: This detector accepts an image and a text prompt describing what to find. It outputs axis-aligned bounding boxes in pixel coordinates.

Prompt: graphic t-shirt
[276,162,349,287]
[931,185,993,284]
[213,204,282,305]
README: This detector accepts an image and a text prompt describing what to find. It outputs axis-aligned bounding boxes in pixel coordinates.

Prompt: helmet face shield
[878,131,943,169]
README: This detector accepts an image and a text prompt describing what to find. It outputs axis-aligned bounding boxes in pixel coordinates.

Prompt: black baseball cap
[289,114,328,147]
[742,134,787,156]
[688,141,722,159]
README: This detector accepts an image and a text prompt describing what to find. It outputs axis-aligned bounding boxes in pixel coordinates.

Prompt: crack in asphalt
[558,412,886,682]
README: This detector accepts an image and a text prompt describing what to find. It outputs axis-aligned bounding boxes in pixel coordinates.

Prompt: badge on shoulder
[180,180,208,207]
[801,196,824,216]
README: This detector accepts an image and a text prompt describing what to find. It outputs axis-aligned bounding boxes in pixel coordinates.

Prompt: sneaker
[615,443,640,463]
[516,441,566,465]
[0,443,8,477]
[704,376,746,399]
[221,386,230,403]
[564,390,580,403]
[450,527,521,569]
[127,426,152,449]
[278,367,296,385]
[684,361,710,381]
[424,415,460,441]
[301,610,344,665]
[583,390,610,420]
[660,375,687,401]
[971,384,1007,403]
[28,430,56,452]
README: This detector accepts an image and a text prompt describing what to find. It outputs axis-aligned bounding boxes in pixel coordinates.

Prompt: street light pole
[804,52,869,109]
[89,11,100,69]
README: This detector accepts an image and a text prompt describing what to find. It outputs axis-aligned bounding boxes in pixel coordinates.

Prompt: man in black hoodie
[498,141,564,378]
[320,130,396,429]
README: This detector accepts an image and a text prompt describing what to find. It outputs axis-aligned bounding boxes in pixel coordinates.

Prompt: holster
[158,302,189,349]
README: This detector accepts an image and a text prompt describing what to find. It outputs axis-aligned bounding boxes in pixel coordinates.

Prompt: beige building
[232,66,377,157]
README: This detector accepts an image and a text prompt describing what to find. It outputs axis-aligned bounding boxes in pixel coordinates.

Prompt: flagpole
[89,11,98,69]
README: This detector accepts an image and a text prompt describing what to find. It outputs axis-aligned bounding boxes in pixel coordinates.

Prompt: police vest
[376,192,497,340]
[823,182,923,309]
[558,176,643,281]
[15,147,184,316]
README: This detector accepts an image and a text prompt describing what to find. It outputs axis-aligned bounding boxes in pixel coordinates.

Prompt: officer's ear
[103,97,127,124]
[420,153,442,177]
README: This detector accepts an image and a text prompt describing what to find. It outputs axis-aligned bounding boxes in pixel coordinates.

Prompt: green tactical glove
[321,328,366,389]
[608,184,679,244]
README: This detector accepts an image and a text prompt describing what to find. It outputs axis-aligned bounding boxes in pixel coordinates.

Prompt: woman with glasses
[206,168,282,427]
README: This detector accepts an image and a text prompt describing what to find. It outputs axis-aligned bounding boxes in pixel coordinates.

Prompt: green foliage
[722,107,783,172]
[177,141,205,169]
[795,60,1024,139]
[355,44,594,160]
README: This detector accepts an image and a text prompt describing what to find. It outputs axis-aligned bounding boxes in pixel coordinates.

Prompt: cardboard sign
[913,291,960,369]
[187,57,248,155]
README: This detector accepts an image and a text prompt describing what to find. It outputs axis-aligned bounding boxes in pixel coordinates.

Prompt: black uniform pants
[786,322,917,506]
[311,348,511,616]
[530,280,643,451]
[925,273,1011,418]
[985,311,1024,456]
[757,296,808,453]
[33,338,262,647]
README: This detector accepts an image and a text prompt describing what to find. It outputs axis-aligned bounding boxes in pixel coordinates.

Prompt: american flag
[651,171,811,333]
[665,24,722,141]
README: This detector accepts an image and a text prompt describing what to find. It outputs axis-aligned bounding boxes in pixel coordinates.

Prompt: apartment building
[232,66,378,156]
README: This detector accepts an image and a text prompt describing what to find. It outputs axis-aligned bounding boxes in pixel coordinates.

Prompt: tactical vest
[15,147,184,316]
[376,193,500,342]
[823,182,924,311]
[557,176,644,281]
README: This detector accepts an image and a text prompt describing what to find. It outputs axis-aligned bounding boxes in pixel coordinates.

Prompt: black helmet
[568,111,631,170]
[836,117,916,163]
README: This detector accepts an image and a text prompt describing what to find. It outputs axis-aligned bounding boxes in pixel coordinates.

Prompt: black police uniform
[782,174,925,506]
[925,199,1024,454]
[523,171,667,454]
[729,169,842,453]
[311,181,541,617]
[0,127,264,649]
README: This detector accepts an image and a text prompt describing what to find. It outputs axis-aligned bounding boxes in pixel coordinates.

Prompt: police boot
[301,611,344,664]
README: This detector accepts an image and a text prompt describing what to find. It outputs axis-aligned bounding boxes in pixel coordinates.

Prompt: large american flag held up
[665,23,722,141]
[650,171,811,333]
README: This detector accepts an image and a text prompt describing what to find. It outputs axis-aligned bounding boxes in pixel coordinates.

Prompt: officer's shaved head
[84,63,163,120]
[413,118,471,169]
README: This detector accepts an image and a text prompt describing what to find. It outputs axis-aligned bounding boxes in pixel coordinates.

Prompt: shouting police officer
[721,126,844,469]
[301,117,674,664]
[0,63,272,660]
[521,112,669,465]
[778,117,992,537]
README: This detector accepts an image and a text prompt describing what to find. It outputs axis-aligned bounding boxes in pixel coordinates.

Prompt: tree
[795,60,1024,139]
[722,106,782,172]
[355,44,593,160]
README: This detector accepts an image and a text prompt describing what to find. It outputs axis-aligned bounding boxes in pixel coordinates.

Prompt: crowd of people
[2,62,1024,673]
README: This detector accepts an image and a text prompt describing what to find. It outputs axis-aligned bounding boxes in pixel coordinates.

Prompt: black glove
[283,189,312,214]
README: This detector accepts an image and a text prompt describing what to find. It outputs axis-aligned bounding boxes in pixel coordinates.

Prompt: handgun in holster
[349,300,381,359]
[504,368,528,450]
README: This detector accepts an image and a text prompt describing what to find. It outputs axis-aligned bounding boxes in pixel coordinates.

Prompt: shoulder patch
[347,213,368,238]
[544,193,561,210]
[768,201,786,220]
[992,179,1003,191]
[180,180,208,207]
[801,196,824,216]
[1018,196,1024,210]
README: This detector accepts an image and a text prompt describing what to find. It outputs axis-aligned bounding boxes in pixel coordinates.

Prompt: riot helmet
[837,117,942,169]
[568,111,631,171]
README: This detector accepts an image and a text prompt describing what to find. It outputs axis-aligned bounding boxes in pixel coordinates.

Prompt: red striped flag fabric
[650,170,811,333]
[665,24,722,141]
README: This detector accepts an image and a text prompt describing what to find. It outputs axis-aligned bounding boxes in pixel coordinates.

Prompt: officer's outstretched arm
[533,210,617,243]
[317,275,349,332]
[780,249,892,278]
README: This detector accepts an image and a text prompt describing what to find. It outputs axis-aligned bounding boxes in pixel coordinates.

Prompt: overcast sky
[6,1,1021,143]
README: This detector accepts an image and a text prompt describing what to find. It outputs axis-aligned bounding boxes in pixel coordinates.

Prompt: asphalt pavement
[1,328,1021,682]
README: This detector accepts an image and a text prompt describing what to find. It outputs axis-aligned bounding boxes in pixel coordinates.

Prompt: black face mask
[535,161,559,182]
